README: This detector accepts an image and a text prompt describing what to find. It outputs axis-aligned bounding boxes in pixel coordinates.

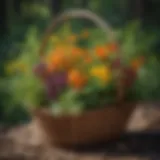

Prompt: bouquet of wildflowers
[32,28,145,115]
[5,12,154,116]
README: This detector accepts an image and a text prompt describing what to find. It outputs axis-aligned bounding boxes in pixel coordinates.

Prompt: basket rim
[33,102,136,119]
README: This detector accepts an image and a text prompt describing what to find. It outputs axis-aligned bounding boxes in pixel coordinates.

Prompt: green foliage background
[1,1,160,125]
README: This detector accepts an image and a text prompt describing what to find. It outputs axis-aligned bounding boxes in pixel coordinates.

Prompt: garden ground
[0,103,160,160]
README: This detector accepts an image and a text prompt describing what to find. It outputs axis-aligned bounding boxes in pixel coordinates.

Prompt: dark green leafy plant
[1,21,160,118]
[3,27,45,110]
[133,57,160,101]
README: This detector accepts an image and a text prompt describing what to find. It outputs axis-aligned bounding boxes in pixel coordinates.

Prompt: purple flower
[33,63,68,100]
[45,71,67,100]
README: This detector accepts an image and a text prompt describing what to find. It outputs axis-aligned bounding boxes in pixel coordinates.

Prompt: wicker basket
[33,9,136,147]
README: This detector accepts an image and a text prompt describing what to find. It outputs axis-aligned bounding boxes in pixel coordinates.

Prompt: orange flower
[68,34,77,42]
[95,46,108,60]
[71,47,85,61]
[131,56,145,71]
[68,69,87,89]
[46,52,67,72]
[47,63,55,73]
[106,43,119,52]
[84,55,92,63]
[72,47,83,55]
[54,46,65,53]
[51,54,65,65]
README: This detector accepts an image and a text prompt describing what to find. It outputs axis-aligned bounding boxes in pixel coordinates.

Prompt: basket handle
[39,9,124,102]
[39,9,117,56]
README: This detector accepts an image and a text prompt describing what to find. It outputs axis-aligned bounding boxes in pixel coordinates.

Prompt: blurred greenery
[1,0,160,125]
[133,57,160,101]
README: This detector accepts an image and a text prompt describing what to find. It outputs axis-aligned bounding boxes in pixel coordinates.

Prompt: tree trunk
[13,0,21,14]
[82,0,87,8]
[0,0,8,35]
[51,0,62,15]
[128,0,144,20]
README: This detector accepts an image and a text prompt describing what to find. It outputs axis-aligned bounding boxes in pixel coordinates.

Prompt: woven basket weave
[33,9,135,147]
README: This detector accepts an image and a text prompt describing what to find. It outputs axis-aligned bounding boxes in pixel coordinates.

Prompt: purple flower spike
[33,62,68,100]
[45,71,68,100]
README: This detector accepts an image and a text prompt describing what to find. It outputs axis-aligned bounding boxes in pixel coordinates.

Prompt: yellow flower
[5,62,27,74]
[19,63,28,72]
[5,62,15,74]
[90,65,111,83]
[50,35,60,43]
